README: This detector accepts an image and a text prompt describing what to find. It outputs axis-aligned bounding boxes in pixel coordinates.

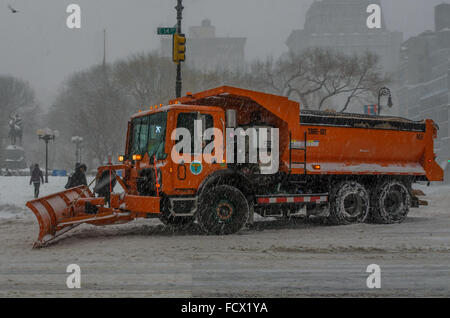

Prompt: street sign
[157,27,177,35]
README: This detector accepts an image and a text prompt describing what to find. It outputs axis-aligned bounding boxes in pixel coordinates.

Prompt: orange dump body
[289,118,442,181]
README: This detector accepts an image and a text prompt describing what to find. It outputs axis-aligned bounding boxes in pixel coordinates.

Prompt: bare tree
[248,48,389,111]
[48,65,131,168]
[0,75,37,124]
[337,52,388,113]
[114,53,175,107]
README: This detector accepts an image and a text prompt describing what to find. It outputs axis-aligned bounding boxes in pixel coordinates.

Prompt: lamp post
[71,136,84,163]
[377,86,393,116]
[37,128,59,183]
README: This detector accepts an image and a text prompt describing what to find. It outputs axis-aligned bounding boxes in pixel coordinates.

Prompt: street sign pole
[157,0,184,98]
[175,0,184,98]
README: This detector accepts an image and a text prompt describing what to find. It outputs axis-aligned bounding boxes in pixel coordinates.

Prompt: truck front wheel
[197,185,249,235]
[329,181,370,225]
[371,180,410,224]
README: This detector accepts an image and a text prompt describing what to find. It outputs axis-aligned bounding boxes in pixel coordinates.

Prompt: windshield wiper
[134,119,143,156]
[149,139,165,163]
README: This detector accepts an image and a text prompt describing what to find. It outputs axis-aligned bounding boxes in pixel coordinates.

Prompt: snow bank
[0,176,73,220]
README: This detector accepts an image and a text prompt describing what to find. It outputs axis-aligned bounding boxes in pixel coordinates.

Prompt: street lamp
[377,86,393,116]
[71,136,84,163]
[37,128,59,183]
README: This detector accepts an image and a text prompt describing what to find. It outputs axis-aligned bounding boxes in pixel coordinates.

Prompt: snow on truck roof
[131,104,223,119]
[171,86,301,126]
[300,109,427,132]
[133,86,427,132]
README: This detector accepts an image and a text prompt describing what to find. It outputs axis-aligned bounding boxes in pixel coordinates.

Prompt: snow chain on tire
[197,185,249,235]
[329,181,370,225]
[371,180,410,224]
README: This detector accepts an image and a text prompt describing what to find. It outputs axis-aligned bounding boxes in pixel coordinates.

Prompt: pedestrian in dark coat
[65,163,87,189]
[30,164,44,198]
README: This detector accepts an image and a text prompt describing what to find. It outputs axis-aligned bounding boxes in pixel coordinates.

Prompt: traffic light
[173,33,186,63]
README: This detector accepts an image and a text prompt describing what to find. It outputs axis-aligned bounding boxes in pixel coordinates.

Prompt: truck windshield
[129,112,167,159]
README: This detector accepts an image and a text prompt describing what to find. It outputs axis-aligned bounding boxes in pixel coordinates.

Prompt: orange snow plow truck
[26,86,443,247]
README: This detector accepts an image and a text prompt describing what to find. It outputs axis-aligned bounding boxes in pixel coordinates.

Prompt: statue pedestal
[4,145,27,170]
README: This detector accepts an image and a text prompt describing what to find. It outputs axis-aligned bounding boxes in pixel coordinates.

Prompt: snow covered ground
[0,176,449,297]
[0,176,94,220]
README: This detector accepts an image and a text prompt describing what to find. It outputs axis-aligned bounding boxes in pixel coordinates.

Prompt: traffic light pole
[175,0,184,98]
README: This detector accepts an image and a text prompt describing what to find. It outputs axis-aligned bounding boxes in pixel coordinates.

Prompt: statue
[8,113,23,146]
[4,113,27,171]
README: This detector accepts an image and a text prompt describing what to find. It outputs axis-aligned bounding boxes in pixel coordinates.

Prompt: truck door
[171,111,221,194]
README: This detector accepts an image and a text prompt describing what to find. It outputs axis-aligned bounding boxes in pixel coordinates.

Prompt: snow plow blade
[26,186,99,248]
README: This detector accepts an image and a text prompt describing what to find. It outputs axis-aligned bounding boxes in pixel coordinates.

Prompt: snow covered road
[0,177,449,297]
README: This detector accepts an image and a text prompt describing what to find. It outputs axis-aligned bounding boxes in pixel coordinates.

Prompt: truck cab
[124,104,227,197]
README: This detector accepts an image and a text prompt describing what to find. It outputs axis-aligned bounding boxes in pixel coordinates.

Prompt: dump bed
[294,110,442,181]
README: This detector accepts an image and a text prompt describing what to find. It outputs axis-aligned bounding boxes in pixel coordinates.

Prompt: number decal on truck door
[308,128,327,135]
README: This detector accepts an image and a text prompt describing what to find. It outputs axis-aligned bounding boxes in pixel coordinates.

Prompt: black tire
[197,185,249,235]
[371,180,410,224]
[329,181,370,225]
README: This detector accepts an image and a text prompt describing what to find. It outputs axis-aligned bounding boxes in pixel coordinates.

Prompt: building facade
[160,19,246,72]
[286,0,403,73]
[397,4,450,170]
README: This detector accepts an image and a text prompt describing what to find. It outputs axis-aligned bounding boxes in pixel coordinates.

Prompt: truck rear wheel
[197,185,249,235]
[329,181,370,225]
[371,180,410,224]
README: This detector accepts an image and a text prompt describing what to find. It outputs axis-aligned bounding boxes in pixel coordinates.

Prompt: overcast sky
[0,0,448,106]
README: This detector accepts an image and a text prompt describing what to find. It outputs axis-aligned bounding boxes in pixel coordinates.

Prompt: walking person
[30,164,44,198]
